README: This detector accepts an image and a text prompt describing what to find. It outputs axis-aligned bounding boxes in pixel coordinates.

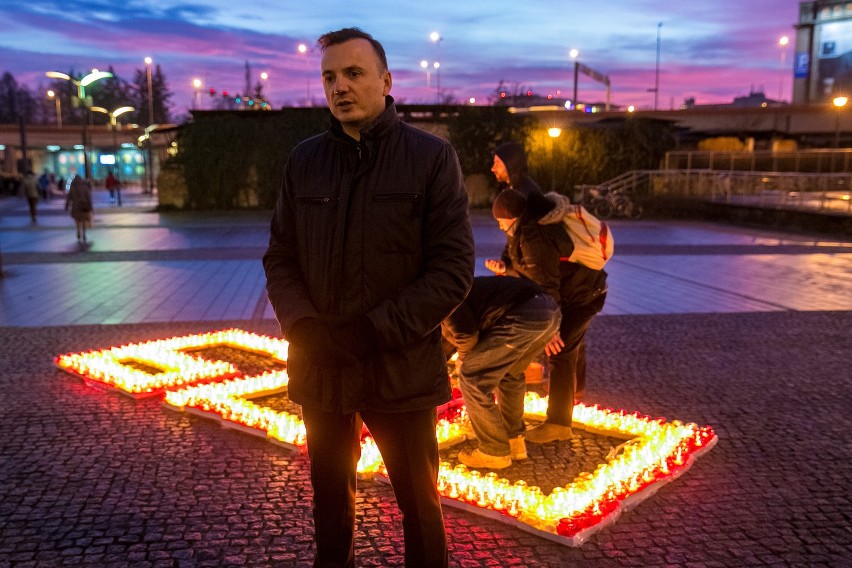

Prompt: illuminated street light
[547,127,562,191]
[778,36,789,104]
[144,57,155,194]
[298,43,311,106]
[834,96,848,148]
[46,90,62,129]
[192,78,202,110]
[45,69,113,179]
[91,105,134,205]
[430,31,442,103]
[570,49,579,109]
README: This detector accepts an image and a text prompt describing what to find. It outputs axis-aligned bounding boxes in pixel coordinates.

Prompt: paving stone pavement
[1,311,850,567]
[1,191,851,566]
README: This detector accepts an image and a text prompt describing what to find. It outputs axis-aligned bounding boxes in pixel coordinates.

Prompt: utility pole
[654,22,662,111]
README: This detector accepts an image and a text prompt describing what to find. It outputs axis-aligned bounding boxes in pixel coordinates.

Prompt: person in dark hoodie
[491,141,543,196]
[485,188,608,444]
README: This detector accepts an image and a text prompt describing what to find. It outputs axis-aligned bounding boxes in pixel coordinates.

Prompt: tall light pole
[420,59,431,87]
[547,127,562,191]
[834,96,848,148]
[569,49,579,109]
[91,105,134,204]
[192,78,202,110]
[144,57,155,194]
[430,31,442,103]
[778,36,789,103]
[298,44,311,106]
[654,23,662,111]
[46,90,62,129]
[45,69,113,180]
[259,71,270,107]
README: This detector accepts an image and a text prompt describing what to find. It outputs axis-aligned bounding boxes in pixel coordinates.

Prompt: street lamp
[45,69,113,180]
[834,96,848,148]
[298,43,311,106]
[569,49,579,109]
[778,36,789,104]
[547,127,562,191]
[260,71,270,107]
[46,90,62,129]
[91,105,134,205]
[192,78,202,110]
[430,31,442,103]
[144,57,155,194]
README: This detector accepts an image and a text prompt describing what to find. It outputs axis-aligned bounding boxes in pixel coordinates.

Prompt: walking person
[105,171,121,205]
[263,27,474,567]
[21,170,40,223]
[443,276,560,469]
[65,175,94,242]
[486,188,608,443]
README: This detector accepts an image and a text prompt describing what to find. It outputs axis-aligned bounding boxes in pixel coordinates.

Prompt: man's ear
[383,70,392,96]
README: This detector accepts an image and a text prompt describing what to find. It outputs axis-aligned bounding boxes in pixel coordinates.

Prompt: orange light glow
[57,328,716,546]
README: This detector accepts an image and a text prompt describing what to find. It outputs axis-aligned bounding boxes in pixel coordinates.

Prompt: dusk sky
[2,1,802,118]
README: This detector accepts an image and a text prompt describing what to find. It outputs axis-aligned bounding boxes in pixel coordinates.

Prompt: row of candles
[57,329,716,543]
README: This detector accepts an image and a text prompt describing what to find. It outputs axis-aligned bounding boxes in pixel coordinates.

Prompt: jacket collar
[329,96,399,143]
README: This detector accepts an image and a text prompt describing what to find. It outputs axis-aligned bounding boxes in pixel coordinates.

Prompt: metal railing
[578,169,852,215]
[663,149,852,175]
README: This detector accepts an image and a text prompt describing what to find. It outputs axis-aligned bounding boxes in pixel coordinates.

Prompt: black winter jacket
[501,192,607,307]
[263,97,475,413]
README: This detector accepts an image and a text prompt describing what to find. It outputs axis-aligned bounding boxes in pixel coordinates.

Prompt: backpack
[560,205,614,270]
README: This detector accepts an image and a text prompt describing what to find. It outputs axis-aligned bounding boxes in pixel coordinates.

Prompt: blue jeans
[458,293,561,456]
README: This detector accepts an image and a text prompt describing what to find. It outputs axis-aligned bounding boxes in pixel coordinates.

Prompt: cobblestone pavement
[2,191,851,566]
[1,311,850,567]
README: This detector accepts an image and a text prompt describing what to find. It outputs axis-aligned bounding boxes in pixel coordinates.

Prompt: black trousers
[546,292,607,426]
[301,406,448,568]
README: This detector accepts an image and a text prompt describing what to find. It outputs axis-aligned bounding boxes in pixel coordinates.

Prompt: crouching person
[443,276,561,469]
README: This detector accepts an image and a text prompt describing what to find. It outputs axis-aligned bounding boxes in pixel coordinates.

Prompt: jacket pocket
[371,192,423,217]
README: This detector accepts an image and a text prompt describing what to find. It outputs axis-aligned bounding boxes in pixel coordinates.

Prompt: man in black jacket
[263,28,474,567]
[443,277,560,469]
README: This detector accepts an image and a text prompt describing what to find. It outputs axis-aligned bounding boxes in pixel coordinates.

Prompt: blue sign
[794,52,809,78]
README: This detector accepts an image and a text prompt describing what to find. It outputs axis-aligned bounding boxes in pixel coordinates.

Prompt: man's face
[321,38,392,139]
[491,155,509,183]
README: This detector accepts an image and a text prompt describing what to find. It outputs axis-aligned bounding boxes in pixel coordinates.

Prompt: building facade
[793,1,852,104]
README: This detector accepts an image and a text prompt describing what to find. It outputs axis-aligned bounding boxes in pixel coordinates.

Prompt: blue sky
[1,0,801,116]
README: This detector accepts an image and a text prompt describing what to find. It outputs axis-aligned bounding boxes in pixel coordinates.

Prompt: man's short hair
[317,27,388,72]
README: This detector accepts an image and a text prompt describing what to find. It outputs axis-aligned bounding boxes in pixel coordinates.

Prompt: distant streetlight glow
[430,31,442,103]
[298,44,311,106]
[778,36,789,103]
[834,96,848,148]
[46,89,62,128]
[547,127,562,138]
[192,78,202,109]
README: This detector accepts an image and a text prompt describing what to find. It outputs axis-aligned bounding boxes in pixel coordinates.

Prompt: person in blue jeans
[442,276,561,469]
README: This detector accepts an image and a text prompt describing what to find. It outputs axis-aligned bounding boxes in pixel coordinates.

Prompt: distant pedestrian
[66,176,94,242]
[21,170,39,223]
[105,171,120,205]
[38,170,50,200]
[443,276,560,469]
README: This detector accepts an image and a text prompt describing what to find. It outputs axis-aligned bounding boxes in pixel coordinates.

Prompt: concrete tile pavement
[1,189,851,566]
[2,188,851,327]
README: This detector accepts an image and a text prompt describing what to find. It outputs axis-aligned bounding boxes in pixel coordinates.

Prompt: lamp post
[144,57,155,194]
[420,60,431,87]
[654,23,662,111]
[260,71,270,107]
[569,49,579,109]
[778,36,789,104]
[834,96,848,148]
[192,78,202,110]
[298,44,311,106]
[547,127,562,191]
[91,105,134,205]
[46,90,62,129]
[45,69,113,180]
[430,31,442,103]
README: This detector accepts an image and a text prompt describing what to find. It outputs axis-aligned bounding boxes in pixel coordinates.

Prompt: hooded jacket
[263,97,475,413]
[493,142,542,196]
[500,191,607,307]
